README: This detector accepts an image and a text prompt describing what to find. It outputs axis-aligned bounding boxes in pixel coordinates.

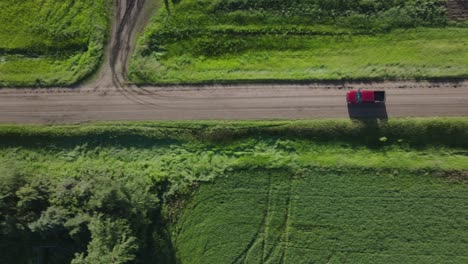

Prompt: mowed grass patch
[131,28,468,83]
[174,169,468,264]
[0,0,110,87]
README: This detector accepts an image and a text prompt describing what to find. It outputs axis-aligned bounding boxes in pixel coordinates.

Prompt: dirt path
[0,82,467,123]
[91,0,156,89]
[0,1,467,124]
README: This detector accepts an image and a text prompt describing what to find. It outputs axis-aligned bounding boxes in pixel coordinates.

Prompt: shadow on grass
[347,102,388,120]
[0,134,180,150]
[136,77,468,87]
[347,103,389,148]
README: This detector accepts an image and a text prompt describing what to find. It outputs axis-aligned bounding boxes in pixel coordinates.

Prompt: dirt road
[0,1,467,124]
[92,0,155,88]
[1,82,467,123]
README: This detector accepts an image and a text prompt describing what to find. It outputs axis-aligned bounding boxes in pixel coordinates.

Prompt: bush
[71,217,137,264]
[405,0,448,26]
[0,169,170,264]
[377,7,415,30]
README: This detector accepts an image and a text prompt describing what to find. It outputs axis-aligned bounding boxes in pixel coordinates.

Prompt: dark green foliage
[0,170,172,263]
[193,35,248,56]
[0,160,26,238]
[211,0,447,28]
[71,217,138,264]
[0,118,467,148]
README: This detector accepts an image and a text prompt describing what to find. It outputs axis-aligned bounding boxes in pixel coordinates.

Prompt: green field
[0,0,110,87]
[130,0,468,84]
[1,119,467,263]
[2,0,466,86]
[175,169,468,263]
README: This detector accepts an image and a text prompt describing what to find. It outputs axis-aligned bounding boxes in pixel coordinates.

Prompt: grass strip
[0,118,467,148]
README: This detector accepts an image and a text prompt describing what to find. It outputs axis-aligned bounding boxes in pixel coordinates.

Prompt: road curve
[0,82,467,124]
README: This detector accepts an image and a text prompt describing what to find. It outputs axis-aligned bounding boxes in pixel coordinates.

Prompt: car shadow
[347,103,388,120]
[347,103,389,148]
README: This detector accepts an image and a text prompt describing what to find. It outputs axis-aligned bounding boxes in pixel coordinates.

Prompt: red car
[346,89,386,104]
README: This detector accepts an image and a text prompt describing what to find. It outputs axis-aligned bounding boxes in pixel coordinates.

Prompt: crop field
[175,169,468,263]
[130,0,468,84]
[0,0,110,87]
[0,118,467,263]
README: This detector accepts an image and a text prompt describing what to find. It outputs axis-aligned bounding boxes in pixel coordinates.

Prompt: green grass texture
[130,0,468,84]
[174,169,468,264]
[0,0,110,87]
[1,118,467,190]
[1,118,467,262]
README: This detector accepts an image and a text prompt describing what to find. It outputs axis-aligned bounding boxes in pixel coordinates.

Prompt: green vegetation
[130,0,468,84]
[175,169,468,263]
[1,118,467,263]
[0,0,110,87]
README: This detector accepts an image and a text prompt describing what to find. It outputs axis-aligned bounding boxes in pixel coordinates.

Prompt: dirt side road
[91,0,155,88]
[0,82,467,123]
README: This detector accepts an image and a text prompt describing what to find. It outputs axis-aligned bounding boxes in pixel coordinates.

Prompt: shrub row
[211,0,446,18]
[145,26,344,56]
[144,0,448,57]
[0,118,467,148]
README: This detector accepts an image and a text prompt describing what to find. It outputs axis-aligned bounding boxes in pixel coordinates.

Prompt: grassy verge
[1,118,467,263]
[130,0,468,84]
[0,0,111,87]
[1,118,467,148]
[131,28,468,84]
